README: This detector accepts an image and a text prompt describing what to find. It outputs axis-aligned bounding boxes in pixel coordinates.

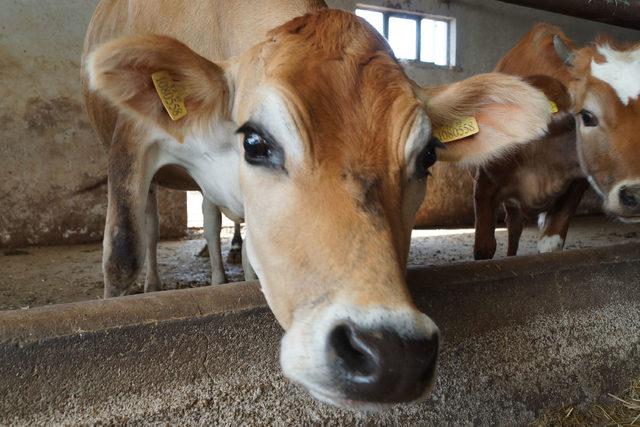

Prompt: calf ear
[421,73,552,164]
[87,35,230,138]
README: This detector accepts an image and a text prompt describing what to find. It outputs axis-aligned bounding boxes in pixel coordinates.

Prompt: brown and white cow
[474,24,589,259]
[82,0,552,407]
[553,34,640,220]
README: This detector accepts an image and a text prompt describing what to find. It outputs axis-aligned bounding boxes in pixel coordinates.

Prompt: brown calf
[474,24,589,259]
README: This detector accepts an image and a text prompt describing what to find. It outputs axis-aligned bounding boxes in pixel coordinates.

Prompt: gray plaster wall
[0,0,185,248]
[1,1,638,247]
[331,0,639,86]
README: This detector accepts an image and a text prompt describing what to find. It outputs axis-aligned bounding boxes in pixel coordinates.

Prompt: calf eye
[237,123,285,170]
[579,110,599,127]
[415,137,441,178]
[244,132,269,160]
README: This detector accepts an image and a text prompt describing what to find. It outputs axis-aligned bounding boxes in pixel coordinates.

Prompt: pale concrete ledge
[0,281,265,344]
[1,244,639,424]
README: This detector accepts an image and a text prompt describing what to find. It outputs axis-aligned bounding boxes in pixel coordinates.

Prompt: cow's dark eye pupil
[244,133,269,158]
[579,110,599,127]
[423,145,437,170]
[237,123,286,170]
[415,139,439,179]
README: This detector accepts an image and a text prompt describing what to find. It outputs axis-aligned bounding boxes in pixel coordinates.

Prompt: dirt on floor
[536,378,640,426]
[1,215,640,311]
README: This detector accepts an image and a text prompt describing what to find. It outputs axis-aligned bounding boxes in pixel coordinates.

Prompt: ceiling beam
[495,0,640,31]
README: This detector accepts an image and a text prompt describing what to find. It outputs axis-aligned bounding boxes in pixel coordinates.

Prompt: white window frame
[355,4,457,68]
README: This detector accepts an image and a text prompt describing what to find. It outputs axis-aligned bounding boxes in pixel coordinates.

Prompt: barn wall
[1,1,638,248]
[0,0,185,248]
[329,0,640,226]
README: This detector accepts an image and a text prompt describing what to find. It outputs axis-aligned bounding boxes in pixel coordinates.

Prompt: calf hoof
[103,263,142,298]
[211,272,228,286]
[474,244,496,260]
[226,247,242,264]
[197,244,210,258]
[103,282,143,298]
[474,236,497,260]
[474,251,493,261]
[144,279,161,293]
[537,235,564,253]
[104,284,123,299]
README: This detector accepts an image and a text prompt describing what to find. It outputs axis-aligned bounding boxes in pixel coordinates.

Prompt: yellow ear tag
[433,116,480,143]
[549,100,559,114]
[151,71,188,122]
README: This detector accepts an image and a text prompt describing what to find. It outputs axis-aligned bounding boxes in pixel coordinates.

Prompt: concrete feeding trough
[1,243,639,424]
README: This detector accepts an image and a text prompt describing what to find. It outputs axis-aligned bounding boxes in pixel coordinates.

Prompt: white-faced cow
[83,0,552,408]
[553,32,640,220]
[474,24,589,259]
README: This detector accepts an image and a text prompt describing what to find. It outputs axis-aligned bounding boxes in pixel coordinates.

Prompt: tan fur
[85,4,555,310]
[83,3,557,406]
[422,73,551,164]
[496,23,576,86]
[82,0,327,153]
[88,35,230,140]
[230,11,427,322]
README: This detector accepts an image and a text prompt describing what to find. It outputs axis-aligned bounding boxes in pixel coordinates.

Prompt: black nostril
[329,324,377,378]
[620,186,639,208]
[328,323,439,403]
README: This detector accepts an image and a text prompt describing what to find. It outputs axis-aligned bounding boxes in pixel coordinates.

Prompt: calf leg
[227,222,243,264]
[242,234,257,281]
[474,168,500,260]
[144,185,161,292]
[537,179,589,253]
[505,203,524,257]
[202,199,227,285]
[102,133,158,298]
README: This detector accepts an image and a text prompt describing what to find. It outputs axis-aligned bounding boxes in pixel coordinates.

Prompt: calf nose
[619,186,640,210]
[328,323,438,403]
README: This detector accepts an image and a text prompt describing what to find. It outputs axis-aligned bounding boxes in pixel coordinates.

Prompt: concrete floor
[1,215,640,310]
[1,243,639,425]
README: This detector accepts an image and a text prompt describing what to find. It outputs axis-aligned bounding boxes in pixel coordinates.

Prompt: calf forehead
[589,45,640,106]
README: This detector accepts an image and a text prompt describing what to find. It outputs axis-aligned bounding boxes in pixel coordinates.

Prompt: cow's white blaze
[591,45,640,106]
[403,112,431,178]
[249,88,306,168]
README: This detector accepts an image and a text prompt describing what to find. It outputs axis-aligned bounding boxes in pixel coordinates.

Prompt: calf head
[88,10,551,408]
[555,36,640,220]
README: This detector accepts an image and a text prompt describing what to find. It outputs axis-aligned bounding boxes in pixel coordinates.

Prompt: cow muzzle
[619,185,640,211]
[328,322,438,403]
[605,181,640,221]
[280,304,440,408]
